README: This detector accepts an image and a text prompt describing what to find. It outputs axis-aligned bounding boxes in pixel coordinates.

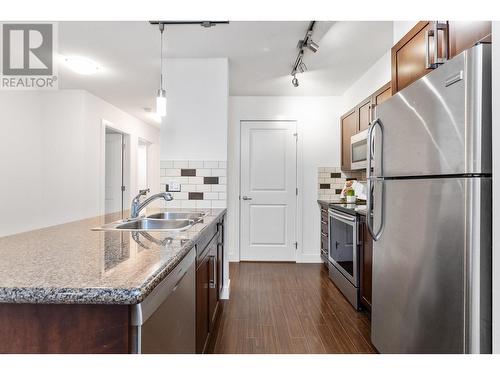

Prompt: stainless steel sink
[93,218,194,232]
[146,212,205,221]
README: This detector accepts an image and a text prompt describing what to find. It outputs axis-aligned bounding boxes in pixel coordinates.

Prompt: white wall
[0,89,160,237]
[492,21,499,354]
[160,58,228,161]
[340,51,392,113]
[228,96,343,262]
[393,21,418,44]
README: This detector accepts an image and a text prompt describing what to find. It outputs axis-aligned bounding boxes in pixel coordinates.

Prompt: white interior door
[105,131,124,215]
[240,121,297,261]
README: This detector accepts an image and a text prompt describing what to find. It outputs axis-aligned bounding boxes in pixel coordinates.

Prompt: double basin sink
[93,212,206,232]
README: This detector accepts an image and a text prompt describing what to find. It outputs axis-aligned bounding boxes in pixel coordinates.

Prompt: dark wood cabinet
[195,217,225,354]
[358,99,372,132]
[196,250,210,354]
[360,221,373,312]
[371,82,392,119]
[208,239,219,331]
[340,109,357,171]
[340,82,391,171]
[448,21,491,58]
[392,21,491,94]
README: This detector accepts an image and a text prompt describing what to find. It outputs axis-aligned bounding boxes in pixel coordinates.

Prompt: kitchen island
[0,208,226,353]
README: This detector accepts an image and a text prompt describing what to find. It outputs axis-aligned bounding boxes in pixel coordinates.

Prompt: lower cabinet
[196,216,225,353]
[196,249,210,353]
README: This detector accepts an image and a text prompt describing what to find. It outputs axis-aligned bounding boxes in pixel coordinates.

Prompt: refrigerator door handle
[367,118,384,241]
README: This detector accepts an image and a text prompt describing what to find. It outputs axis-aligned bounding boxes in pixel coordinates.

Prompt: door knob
[241,196,252,200]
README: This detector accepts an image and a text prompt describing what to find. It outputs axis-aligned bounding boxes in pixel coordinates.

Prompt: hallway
[210,262,376,354]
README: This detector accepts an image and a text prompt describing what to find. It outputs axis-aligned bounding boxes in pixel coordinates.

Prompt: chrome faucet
[130,188,173,218]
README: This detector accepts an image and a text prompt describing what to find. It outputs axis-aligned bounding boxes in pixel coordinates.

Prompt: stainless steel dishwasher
[130,247,196,354]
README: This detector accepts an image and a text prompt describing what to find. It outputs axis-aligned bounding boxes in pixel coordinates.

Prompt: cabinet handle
[321,220,328,225]
[426,21,449,69]
[209,255,216,289]
[321,232,328,238]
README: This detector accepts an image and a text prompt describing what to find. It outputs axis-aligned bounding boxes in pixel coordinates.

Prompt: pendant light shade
[156,89,167,117]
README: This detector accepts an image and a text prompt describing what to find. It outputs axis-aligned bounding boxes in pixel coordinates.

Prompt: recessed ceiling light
[61,56,101,75]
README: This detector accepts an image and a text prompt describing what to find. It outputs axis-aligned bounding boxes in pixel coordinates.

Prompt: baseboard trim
[297,253,322,263]
[220,279,231,299]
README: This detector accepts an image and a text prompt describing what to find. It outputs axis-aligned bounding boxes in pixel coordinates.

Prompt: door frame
[99,119,131,217]
[236,120,303,262]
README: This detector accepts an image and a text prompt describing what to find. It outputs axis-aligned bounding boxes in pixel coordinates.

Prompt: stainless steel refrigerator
[367,43,491,354]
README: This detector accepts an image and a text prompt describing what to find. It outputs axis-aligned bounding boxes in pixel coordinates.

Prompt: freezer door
[372,44,491,178]
[371,177,491,353]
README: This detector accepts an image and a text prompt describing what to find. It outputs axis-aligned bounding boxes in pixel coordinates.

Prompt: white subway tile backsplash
[188,161,204,168]
[181,200,196,209]
[165,168,181,177]
[188,176,204,185]
[195,184,211,192]
[173,160,189,168]
[196,169,212,176]
[204,161,219,168]
[212,200,227,208]
[160,161,173,168]
[211,184,226,192]
[195,200,212,209]
[172,192,188,200]
[161,160,227,208]
[211,168,226,177]
[204,192,219,200]
[181,184,196,192]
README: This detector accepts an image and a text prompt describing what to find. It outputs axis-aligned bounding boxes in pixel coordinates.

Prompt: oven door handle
[328,210,357,224]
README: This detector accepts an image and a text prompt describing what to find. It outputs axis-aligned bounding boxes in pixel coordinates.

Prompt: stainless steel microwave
[350,129,369,170]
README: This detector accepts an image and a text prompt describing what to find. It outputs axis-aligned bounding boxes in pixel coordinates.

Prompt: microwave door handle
[366,118,384,241]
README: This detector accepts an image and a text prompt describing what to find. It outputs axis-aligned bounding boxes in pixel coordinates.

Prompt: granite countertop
[0,208,226,305]
[318,199,367,216]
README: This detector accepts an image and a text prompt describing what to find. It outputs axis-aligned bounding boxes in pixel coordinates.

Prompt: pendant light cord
[159,24,164,90]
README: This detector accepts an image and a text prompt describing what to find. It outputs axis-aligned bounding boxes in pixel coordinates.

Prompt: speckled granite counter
[0,208,226,305]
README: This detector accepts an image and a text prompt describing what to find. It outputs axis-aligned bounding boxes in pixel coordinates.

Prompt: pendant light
[156,23,167,117]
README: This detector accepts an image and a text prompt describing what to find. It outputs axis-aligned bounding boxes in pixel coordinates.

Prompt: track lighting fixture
[306,39,319,53]
[290,21,318,87]
[298,61,307,73]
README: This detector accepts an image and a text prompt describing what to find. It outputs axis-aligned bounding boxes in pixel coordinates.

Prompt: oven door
[328,209,359,287]
[351,130,368,170]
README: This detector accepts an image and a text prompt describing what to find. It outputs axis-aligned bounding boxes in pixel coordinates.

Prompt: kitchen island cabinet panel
[0,304,129,354]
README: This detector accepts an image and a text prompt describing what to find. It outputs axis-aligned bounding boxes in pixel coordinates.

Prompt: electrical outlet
[166,182,181,192]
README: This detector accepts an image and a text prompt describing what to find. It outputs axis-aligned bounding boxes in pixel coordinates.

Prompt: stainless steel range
[328,208,360,309]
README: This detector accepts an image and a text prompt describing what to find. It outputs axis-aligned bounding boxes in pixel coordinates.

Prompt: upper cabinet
[391,21,491,94]
[340,82,392,171]
[341,109,358,171]
[358,98,372,132]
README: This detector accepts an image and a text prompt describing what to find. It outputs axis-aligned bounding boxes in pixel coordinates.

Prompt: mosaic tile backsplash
[318,167,364,201]
[160,160,226,209]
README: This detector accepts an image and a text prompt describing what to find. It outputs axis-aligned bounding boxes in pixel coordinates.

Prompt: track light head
[292,75,299,88]
[307,39,319,53]
[298,61,307,73]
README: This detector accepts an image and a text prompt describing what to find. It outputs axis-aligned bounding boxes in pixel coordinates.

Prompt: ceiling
[58,21,393,126]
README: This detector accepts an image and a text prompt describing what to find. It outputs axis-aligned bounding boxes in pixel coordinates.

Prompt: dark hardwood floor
[210,262,376,354]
